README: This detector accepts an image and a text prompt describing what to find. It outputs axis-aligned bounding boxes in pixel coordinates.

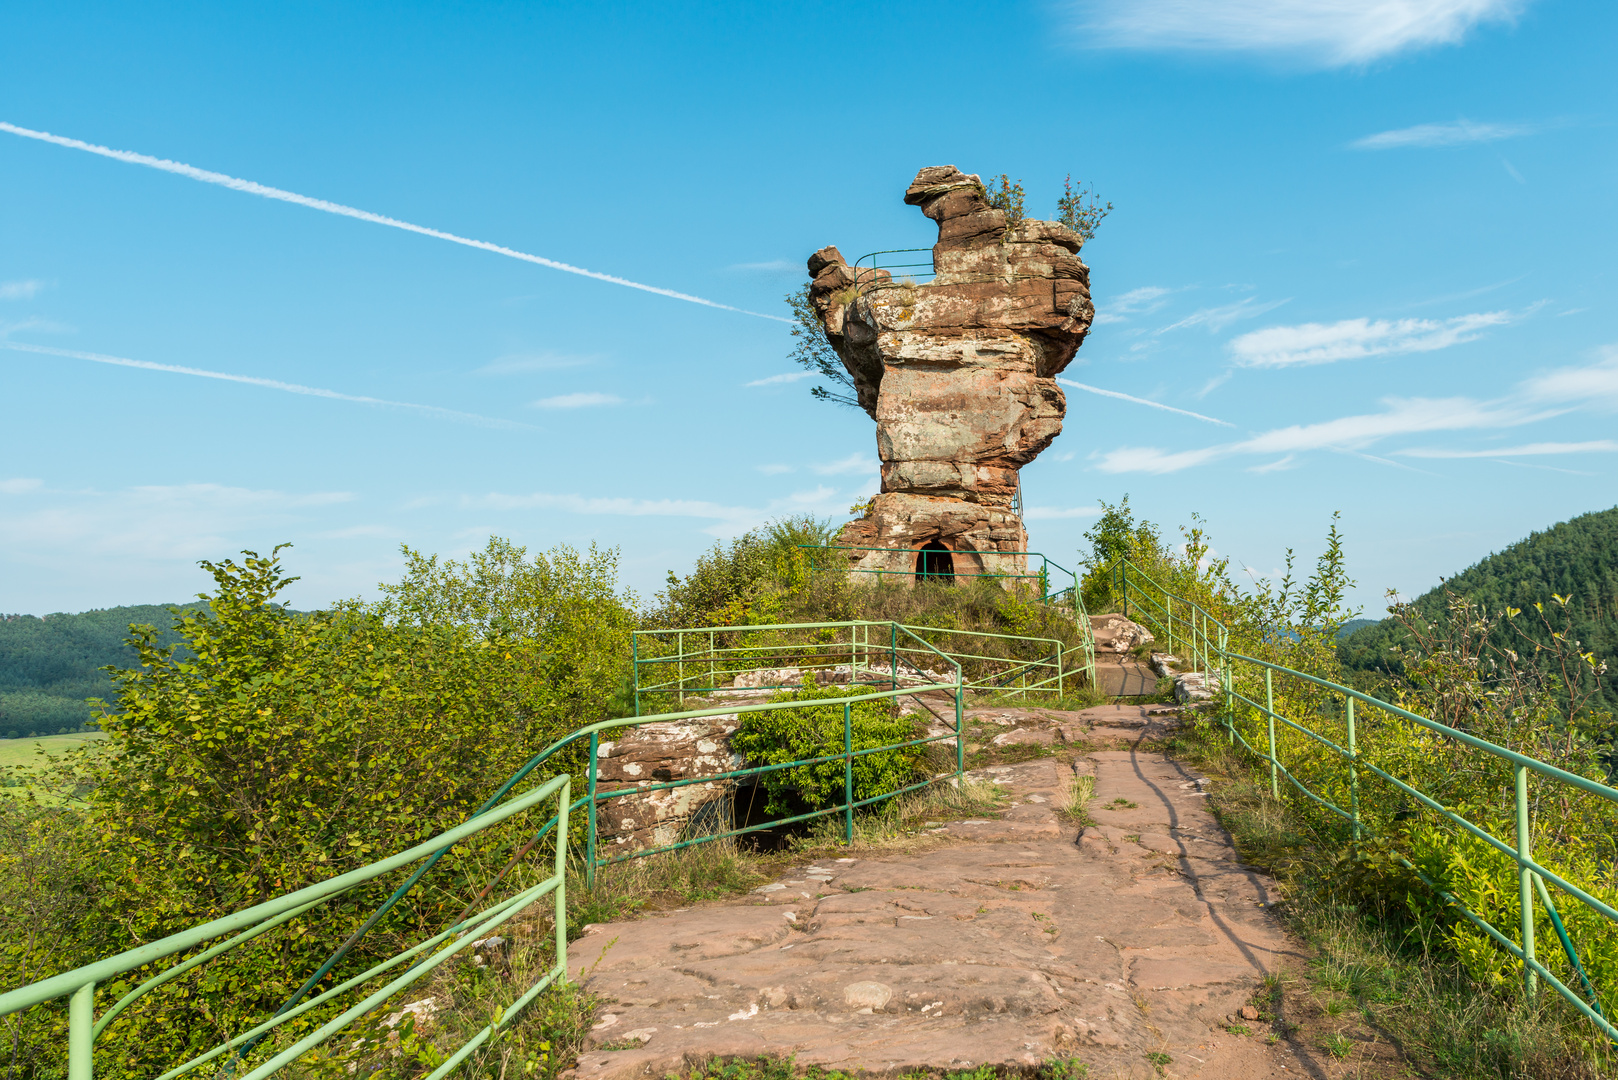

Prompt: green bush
[729,677,921,816]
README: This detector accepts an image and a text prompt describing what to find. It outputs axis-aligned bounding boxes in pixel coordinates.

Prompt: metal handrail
[1109,558,1618,1043]
[0,774,573,1078]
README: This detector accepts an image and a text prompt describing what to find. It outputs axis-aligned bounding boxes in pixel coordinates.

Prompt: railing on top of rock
[851,248,936,290]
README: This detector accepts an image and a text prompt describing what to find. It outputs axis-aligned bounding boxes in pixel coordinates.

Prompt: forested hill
[1339,506,1618,713]
[0,605,200,738]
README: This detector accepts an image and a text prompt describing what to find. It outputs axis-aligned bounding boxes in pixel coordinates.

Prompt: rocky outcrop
[1090,613,1155,655]
[594,717,744,853]
[808,166,1094,582]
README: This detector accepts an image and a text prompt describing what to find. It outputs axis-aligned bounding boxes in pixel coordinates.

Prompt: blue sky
[2,1,1614,617]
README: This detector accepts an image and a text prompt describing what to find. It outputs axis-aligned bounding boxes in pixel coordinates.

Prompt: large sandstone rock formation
[808,166,1093,584]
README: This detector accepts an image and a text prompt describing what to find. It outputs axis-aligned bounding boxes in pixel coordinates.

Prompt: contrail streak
[0,121,790,323]
[2,342,529,429]
[1056,377,1233,427]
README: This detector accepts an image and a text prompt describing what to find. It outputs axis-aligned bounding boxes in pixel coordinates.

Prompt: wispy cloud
[1093,285,1175,324]
[1228,311,1512,367]
[1094,394,1554,474]
[2,341,527,428]
[1066,0,1528,67]
[0,120,789,324]
[746,371,814,387]
[1352,119,1534,150]
[1519,349,1618,409]
[476,352,595,375]
[0,280,44,301]
[0,478,44,494]
[530,392,623,409]
[811,453,879,476]
[1397,440,1618,459]
[0,482,353,562]
[1057,377,1233,426]
[1158,296,1289,334]
[474,484,844,537]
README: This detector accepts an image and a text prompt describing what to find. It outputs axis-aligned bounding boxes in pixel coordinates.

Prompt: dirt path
[565,706,1336,1080]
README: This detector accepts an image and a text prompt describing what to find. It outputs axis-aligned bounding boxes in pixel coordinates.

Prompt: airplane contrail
[1056,377,1233,427]
[0,121,790,323]
[1,342,529,429]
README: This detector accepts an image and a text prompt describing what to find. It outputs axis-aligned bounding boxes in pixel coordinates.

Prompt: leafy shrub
[729,677,921,815]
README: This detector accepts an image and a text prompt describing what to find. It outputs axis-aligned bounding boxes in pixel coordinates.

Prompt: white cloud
[1094,395,1546,474]
[1022,506,1103,520]
[1519,350,1618,409]
[0,478,44,494]
[1159,296,1289,334]
[1067,0,1528,67]
[1397,440,1618,458]
[476,352,595,375]
[1351,119,1534,150]
[811,453,880,476]
[473,485,845,537]
[746,371,815,387]
[0,280,44,301]
[0,483,353,562]
[1094,285,1175,324]
[530,392,624,409]
[1228,311,1511,367]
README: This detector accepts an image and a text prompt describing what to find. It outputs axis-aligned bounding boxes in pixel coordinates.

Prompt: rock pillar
[807,166,1094,585]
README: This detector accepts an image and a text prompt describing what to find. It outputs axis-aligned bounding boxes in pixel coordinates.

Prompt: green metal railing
[631,618,1094,711]
[1,614,1097,1073]
[0,774,573,1079]
[852,248,936,288]
[1111,559,1618,1044]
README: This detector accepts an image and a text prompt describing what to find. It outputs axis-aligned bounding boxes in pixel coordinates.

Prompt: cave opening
[915,540,956,583]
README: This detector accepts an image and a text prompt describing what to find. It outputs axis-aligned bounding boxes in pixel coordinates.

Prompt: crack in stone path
[566,706,1331,1080]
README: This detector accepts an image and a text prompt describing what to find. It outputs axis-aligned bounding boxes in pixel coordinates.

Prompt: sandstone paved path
[566,706,1328,1080]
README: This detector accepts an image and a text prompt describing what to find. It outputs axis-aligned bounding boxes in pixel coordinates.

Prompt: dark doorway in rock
[915,541,955,582]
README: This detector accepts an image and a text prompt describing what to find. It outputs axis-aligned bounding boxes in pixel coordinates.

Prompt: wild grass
[1053,773,1095,826]
[1169,720,1617,1080]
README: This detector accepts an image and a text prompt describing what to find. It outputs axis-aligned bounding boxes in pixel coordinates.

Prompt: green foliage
[985,174,1026,225]
[1055,174,1111,242]
[651,515,842,629]
[0,604,202,737]
[785,284,859,408]
[1340,504,1618,718]
[729,676,921,815]
[1078,495,1163,612]
[0,538,637,1076]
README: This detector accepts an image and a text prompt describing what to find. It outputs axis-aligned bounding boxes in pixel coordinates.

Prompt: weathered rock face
[595,717,743,853]
[809,166,1093,582]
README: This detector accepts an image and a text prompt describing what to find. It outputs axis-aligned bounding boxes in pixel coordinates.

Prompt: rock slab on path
[567,707,1311,1080]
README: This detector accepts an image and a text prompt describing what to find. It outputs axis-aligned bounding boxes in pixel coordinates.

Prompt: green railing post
[1265,668,1280,799]
[843,702,854,844]
[1166,594,1175,657]
[1346,696,1359,841]
[709,629,715,693]
[586,731,599,888]
[890,622,898,691]
[1517,763,1538,998]
[554,780,570,979]
[69,980,93,1080]
[677,629,685,708]
[1120,563,1129,618]
[955,677,965,775]
[631,633,640,718]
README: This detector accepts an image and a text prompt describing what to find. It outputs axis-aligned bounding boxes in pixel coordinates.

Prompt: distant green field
[0,730,106,771]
